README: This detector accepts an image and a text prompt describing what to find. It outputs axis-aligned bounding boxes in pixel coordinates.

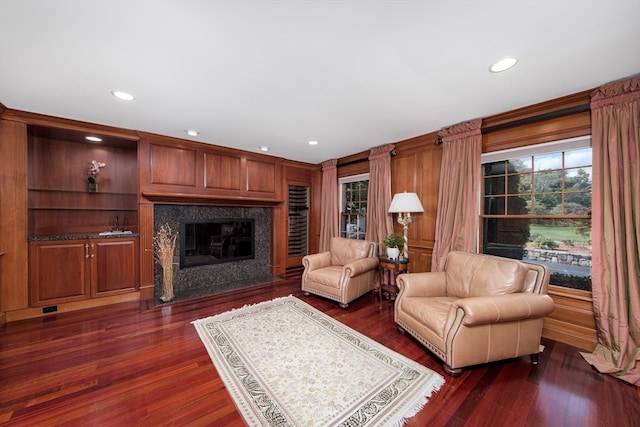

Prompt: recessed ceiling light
[85,136,102,142]
[489,57,518,73]
[186,129,199,137]
[111,90,134,101]
[308,140,318,146]
[260,146,270,152]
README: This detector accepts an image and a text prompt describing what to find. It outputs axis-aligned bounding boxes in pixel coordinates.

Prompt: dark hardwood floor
[1,272,638,427]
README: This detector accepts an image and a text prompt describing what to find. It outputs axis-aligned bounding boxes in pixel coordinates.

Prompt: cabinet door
[29,240,90,306]
[92,238,139,297]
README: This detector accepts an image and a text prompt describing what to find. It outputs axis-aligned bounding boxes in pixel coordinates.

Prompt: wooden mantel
[141,191,284,207]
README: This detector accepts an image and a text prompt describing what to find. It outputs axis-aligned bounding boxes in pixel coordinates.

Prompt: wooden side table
[378,256,409,309]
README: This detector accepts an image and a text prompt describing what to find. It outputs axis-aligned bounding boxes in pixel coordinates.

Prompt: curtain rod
[481,103,590,135]
[337,155,369,168]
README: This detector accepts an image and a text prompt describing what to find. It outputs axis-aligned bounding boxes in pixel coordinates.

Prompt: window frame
[338,173,369,240]
[480,136,592,290]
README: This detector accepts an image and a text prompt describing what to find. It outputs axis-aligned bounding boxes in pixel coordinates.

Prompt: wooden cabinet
[29,237,139,307]
[138,134,282,204]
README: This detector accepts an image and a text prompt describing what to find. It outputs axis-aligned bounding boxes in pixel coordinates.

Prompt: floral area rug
[192,295,444,426]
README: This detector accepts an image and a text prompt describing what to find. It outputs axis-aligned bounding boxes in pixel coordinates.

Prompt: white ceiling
[1,1,638,164]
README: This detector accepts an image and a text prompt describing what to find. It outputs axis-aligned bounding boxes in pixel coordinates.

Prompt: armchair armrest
[342,257,379,278]
[302,252,332,272]
[397,272,447,297]
[454,294,555,326]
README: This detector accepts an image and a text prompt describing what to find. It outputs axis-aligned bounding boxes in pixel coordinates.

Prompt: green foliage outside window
[482,146,592,291]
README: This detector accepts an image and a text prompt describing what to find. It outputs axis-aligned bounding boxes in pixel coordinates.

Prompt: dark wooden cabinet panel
[29,240,90,306]
[140,135,281,203]
[204,152,241,190]
[246,159,276,194]
[29,238,139,306]
[93,239,139,297]
[149,144,197,187]
[0,119,29,312]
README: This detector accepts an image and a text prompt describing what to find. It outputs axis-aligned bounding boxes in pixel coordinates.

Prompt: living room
[1,1,639,425]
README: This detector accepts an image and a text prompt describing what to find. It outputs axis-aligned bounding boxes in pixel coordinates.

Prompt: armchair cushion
[401,296,457,339]
[445,252,527,297]
[330,237,374,266]
[306,265,343,289]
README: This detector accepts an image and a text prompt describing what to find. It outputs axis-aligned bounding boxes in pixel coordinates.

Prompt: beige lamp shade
[388,192,424,213]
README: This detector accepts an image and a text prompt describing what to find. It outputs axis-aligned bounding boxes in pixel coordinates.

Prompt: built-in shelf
[29,208,138,212]
[27,127,139,238]
[28,188,137,196]
[28,189,137,211]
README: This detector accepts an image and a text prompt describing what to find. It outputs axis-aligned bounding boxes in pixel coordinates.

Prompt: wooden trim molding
[5,291,141,323]
[141,191,283,206]
[1,108,139,141]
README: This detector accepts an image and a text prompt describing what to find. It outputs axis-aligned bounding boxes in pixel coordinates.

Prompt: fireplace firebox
[180,218,255,268]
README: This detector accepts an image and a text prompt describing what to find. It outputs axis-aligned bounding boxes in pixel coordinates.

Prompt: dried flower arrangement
[154,223,178,302]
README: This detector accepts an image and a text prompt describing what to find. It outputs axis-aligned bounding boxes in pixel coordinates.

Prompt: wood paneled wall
[389,132,442,273]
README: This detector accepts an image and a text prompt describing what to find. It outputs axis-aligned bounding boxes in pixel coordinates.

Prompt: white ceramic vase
[386,247,400,260]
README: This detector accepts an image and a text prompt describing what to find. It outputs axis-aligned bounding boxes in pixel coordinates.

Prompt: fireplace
[180,218,255,268]
[154,205,272,302]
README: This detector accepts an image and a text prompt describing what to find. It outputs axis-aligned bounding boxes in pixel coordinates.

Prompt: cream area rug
[192,295,444,427]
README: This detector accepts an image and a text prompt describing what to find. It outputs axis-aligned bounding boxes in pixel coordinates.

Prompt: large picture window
[481,137,592,291]
[339,174,369,240]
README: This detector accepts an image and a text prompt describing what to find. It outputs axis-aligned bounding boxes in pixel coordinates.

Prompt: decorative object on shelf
[87,160,106,192]
[154,223,178,303]
[388,191,424,258]
[382,233,405,260]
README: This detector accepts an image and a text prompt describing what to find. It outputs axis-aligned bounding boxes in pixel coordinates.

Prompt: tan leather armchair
[302,237,379,308]
[395,251,554,376]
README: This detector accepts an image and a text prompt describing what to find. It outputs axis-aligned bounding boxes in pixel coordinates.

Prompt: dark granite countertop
[29,232,140,242]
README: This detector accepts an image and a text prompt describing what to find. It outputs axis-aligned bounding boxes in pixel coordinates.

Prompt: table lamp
[388,192,424,259]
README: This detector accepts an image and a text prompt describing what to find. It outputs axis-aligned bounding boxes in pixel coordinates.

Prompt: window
[481,137,592,291]
[339,174,369,240]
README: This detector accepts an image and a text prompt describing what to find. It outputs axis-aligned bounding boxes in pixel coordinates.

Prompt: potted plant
[382,233,405,260]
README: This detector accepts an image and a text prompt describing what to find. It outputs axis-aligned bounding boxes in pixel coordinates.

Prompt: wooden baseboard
[543,318,597,351]
[542,285,597,351]
[5,292,141,323]
[139,284,155,300]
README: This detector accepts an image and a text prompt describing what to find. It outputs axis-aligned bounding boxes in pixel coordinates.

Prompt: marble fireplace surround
[154,204,274,303]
